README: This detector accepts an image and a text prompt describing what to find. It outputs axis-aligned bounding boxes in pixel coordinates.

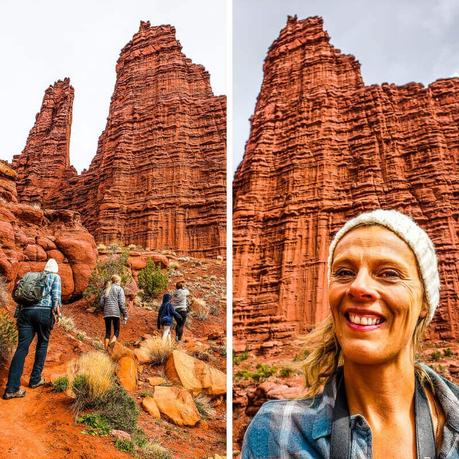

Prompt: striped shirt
[241,365,459,458]
[30,272,61,309]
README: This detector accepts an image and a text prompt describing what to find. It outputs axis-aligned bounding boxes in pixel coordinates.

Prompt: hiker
[100,274,128,350]
[157,293,181,344]
[171,282,190,342]
[242,210,459,458]
[3,258,62,400]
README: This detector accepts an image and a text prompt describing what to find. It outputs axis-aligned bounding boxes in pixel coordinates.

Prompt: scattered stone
[153,386,200,427]
[110,430,132,441]
[116,356,138,392]
[165,350,226,395]
[148,376,166,386]
[142,397,161,419]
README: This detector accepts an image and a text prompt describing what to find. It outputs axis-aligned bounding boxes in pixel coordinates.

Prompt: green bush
[83,248,132,310]
[73,375,139,434]
[279,367,294,378]
[114,439,135,454]
[137,260,168,300]
[443,348,454,357]
[236,363,277,383]
[430,351,441,362]
[78,413,111,436]
[52,376,69,393]
[0,310,18,361]
[233,350,249,365]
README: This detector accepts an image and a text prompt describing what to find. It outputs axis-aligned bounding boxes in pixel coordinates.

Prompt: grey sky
[0,0,226,173]
[234,0,459,170]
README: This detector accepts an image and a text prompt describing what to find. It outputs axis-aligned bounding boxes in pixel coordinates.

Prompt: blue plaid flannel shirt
[241,365,459,458]
[35,272,62,309]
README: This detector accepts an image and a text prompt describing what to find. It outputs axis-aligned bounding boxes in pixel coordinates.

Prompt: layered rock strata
[233,16,459,350]
[12,22,226,258]
[0,163,97,301]
[12,78,76,205]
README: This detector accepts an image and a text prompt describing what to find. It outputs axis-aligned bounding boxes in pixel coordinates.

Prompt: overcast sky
[0,0,226,173]
[234,0,459,169]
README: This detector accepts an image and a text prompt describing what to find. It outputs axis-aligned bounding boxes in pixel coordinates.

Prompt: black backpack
[13,272,49,306]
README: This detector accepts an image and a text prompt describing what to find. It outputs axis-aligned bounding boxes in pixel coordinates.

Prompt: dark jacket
[157,294,181,328]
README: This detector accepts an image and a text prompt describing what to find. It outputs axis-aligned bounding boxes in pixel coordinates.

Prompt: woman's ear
[419,302,428,319]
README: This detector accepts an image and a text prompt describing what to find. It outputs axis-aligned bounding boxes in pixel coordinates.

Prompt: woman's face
[329,225,426,366]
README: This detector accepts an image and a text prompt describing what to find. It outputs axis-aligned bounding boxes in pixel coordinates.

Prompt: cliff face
[13,22,226,258]
[12,78,77,205]
[233,16,459,350]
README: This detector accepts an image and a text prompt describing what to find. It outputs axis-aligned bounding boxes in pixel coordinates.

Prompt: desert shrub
[233,350,249,365]
[115,439,135,454]
[0,310,17,361]
[72,352,115,407]
[138,260,168,300]
[236,363,277,383]
[443,348,455,357]
[84,248,132,310]
[59,315,77,333]
[132,429,148,448]
[142,337,174,365]
[140,442,172,459]
[73,376,139,433]
[52,376,69,392]
[78,413,111,436]
[193,394,216,420]
[191,298,209,321]
[430,351,441,362]
[279,367,294,378]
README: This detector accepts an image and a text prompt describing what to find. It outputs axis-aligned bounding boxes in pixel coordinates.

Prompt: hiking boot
[29,378,46,389]
[3,388,26,400]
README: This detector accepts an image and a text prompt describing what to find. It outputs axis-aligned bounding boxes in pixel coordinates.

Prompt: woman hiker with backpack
[3,258,62,400]
[100,274,128,350]
[157,293,182,344]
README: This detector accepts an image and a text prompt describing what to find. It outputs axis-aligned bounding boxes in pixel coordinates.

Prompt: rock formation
[12,78,76,205]
[233,16,459,350]
[12,22,226,258]
[0,162,97,301]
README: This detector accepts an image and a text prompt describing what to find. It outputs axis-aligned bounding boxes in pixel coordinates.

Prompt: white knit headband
[327,209,440,323]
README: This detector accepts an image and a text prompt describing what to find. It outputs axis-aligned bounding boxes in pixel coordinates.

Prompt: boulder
[148,376,166,386]
[109,341,135,362]
[142,397,161,418]
[165,350,226,395]
[116,356,138,392]
[153,386,200,427]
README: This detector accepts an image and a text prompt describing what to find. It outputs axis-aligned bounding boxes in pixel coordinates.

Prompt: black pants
[175,310,187,341]
[104,317,120,339]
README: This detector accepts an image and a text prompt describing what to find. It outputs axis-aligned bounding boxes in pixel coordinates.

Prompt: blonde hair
[302,314,431,397]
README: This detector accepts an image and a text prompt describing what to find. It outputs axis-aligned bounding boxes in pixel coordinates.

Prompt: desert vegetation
[138,260,168,300]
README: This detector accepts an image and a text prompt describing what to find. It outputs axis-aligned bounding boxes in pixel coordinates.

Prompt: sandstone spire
[12,78,76,205]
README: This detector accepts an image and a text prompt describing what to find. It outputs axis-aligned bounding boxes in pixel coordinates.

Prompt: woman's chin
[341,342,393,366]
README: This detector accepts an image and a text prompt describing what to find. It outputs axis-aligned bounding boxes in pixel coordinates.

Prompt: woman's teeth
[348,314,382,326]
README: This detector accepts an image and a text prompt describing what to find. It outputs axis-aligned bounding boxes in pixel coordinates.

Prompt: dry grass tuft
[142,337,174,365]
[74,351,115,399]
[193,394,217,419]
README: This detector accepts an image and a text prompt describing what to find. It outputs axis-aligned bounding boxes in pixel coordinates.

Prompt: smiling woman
[241,209,459,459]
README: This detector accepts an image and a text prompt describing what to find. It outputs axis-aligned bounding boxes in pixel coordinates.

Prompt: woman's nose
[348,269,379,301]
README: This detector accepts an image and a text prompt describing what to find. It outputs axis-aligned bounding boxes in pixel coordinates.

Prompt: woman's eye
[379,269,401,279]
[333,268,354,278]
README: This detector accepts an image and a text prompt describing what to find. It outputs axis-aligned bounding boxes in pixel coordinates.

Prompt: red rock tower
[13,22,226,258]
[233,16,459,350]
[12,78,76,205]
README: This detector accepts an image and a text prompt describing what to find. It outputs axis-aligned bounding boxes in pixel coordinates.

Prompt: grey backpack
[13,272,48,306]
